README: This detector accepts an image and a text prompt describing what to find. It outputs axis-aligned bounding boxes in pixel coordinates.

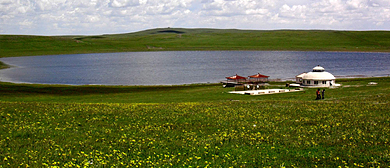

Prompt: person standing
[316,89,321,100]
[322,89,325,99]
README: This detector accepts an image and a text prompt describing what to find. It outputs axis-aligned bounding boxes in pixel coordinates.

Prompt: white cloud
[347,0,361,8]
[34,0,67,11]
[0,0,389,35]
[19,19,33,26]
[245,8,269,15]
[110,0,140,8]
[279,4,307,19]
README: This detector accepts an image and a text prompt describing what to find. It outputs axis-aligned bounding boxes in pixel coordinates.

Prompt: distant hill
[1,28,390,57]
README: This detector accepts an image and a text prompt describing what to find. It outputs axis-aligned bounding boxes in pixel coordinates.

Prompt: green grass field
[1,28,390,167]
[1,28,390,57]
[1,77,390,167]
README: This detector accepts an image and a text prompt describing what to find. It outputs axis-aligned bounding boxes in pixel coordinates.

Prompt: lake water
[0,51,389,85]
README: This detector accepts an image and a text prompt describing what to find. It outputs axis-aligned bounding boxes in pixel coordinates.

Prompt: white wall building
[296,65,339,87]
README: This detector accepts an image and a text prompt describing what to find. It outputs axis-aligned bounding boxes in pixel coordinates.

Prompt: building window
[314,81,318,85]
[322,81,327,84]
[307,80,311,84]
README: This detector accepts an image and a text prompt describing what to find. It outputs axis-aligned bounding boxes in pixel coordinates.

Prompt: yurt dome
[303,66,335,80]
[295,65,338,87]
[312,66,325,72]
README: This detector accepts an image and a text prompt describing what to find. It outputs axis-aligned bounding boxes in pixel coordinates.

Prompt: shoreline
[0,60,10,70]
[1,49,390,59]
[1,76,389,87]
[267,74,390,82]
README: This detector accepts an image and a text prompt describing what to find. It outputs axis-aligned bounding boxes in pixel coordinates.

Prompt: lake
[0,51,389,85]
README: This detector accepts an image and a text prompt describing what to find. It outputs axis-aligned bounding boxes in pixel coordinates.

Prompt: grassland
[1,77,390,167]
[1,28,390,167]
[1,28,390,58]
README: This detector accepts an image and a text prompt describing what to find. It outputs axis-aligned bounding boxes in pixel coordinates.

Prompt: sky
[1,0,389,35]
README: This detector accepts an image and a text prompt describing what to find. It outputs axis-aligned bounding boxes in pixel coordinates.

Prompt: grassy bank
[0,61,10,69]
[1,77,390,167]
[0,77,388,104]
[1,28,390,57]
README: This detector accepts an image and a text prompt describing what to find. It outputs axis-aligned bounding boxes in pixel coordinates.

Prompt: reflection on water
[0,51,389,85]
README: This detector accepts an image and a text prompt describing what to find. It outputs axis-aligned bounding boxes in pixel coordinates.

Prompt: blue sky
[1,0,389,35]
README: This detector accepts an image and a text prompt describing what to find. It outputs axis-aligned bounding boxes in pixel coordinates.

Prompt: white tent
[295,65,339,87]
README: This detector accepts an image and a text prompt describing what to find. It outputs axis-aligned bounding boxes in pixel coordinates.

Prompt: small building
[296,65,339,87]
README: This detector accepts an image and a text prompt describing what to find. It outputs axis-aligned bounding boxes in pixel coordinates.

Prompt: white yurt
[296,65,338,87]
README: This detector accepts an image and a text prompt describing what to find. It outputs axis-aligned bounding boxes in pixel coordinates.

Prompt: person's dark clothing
[316,89,321,100]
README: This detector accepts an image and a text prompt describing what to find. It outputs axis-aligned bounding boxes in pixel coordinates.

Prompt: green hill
[1,28,390,57]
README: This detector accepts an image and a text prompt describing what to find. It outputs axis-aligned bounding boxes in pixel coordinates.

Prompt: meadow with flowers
[1,77,389,167]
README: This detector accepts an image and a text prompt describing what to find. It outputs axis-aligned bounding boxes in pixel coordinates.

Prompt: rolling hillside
[1,28,390,57]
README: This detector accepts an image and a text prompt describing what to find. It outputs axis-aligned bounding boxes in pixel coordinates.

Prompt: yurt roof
[303,71,335,80]
[296,72,306,78]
